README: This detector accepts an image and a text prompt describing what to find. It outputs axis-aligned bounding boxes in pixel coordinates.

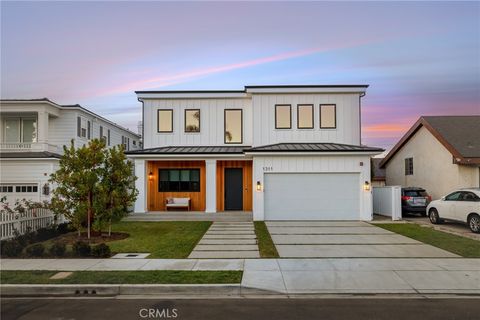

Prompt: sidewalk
[2,258,479,295]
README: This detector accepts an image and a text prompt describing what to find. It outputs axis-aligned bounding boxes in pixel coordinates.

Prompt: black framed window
[275,104,291,129]
[404,157,413,175]
[158,169,200,192]
[320,104,336,128]
[224,109,243,144]
[297,104,314,129]
[157,109,173,133]
[185,109,200,132]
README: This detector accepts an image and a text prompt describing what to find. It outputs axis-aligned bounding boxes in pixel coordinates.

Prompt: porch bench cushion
[165,197,191,210]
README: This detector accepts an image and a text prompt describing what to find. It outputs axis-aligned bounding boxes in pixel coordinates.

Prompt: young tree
[94,145,138,236]
[50,139,138,238]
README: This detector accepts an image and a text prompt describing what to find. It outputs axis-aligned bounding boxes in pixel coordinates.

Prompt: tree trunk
[87,191,93,239]
[108,219,112,237]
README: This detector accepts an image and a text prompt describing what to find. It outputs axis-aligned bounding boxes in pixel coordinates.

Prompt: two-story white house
[126,85,384,221]
[0,98,141,204]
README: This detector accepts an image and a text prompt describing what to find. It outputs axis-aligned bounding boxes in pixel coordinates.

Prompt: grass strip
[376,223,480,258]
[1,270,243,284]
[254,221,279,258]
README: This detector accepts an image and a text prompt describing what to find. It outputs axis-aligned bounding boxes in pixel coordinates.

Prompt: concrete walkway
[267,221,458,258]
[2,258,479,295]
[189,222,260,258]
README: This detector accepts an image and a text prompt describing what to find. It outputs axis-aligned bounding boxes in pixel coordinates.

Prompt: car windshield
[404,190,427,197]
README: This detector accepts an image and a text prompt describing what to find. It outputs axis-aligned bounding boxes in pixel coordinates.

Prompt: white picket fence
[0,208,55,240]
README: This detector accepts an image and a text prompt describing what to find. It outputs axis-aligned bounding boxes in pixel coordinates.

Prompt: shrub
[73,241,91,256]
[91,243,111,258]
[26,243,45,257]
[16,230,36,247]
[49,242,66,256]
[56,222,73,234]
[1,240,23,257]
[36,225,58,241]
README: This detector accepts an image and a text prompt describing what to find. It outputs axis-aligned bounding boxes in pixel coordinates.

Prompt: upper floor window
[158,110,173,133]
[185,109,200,133]
[99,125,107,142]
[320,104,336,129]
[77,117,91,139]
[224,109,242,144]
[297,104,314,129]
[405,157,413,175]
[275,104,291,129]
[3,117,37,143]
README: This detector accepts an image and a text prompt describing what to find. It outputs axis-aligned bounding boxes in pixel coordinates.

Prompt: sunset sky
[1,1,479,150]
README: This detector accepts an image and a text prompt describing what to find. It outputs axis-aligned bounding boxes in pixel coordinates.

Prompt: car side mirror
[441,196,446,201]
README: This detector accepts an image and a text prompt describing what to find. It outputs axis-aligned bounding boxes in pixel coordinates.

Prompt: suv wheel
[429,208,441,224]
[468,214,480,233]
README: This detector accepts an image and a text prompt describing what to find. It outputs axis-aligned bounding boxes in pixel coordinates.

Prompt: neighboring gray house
[380,116,480,200]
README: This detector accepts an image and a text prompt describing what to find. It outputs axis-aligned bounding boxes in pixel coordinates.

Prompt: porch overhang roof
[125,146,250,157]
[244,143,384,155]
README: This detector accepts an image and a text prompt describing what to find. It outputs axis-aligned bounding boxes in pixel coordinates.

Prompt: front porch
[124,211,253,222]
[131,155,253,215]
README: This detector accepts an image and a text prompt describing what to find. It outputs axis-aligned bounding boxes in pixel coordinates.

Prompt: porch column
[205,159,217,213]
[134,159,147,213]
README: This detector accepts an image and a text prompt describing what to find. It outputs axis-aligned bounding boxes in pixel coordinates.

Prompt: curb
[0,284,280,297]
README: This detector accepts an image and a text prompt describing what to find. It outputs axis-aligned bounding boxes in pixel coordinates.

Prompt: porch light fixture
[363,181,370,191]
[148,171,154,181]
[256,181,262,192]
[42,183,50,196]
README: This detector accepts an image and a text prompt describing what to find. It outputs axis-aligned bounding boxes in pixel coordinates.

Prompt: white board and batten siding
[253,155,373,221]
[252,93,361,147]
[143,98,253,149]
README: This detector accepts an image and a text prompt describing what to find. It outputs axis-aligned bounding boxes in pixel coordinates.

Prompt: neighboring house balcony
[0,107,60,156]
[0,142,59,154]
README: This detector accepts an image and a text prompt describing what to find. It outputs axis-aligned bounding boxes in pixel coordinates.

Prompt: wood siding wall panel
[147,161,206,211]
[216,160,253,211]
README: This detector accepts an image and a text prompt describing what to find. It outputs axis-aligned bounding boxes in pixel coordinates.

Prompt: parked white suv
[427,188,480,233]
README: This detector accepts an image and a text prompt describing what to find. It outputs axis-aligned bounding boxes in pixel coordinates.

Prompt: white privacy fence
[373,186,402,221]
[0,208,55,240]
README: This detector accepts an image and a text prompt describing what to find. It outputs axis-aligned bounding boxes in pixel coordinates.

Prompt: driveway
[403,216,480,241]
[266,221,458,258]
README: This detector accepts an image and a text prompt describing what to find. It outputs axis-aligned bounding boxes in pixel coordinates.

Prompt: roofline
[1,99,140,138]
[62,104,141,138]
[244,151,384,156]
[0,158,61,161]
[379,117,472,168]
[135,85,370,98]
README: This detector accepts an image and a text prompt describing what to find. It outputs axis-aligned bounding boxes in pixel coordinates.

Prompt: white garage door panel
[264,173,360,220]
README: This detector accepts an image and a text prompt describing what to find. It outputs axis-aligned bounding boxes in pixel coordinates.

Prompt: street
[2,297,479,320]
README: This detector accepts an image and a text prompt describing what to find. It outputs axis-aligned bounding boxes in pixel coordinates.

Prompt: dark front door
[224,168,243,210]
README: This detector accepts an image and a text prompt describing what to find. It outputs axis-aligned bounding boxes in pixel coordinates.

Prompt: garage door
[264,173,360,220]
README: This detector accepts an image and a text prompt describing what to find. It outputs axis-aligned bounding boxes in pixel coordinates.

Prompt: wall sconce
[42,183,50,196]
[256,181,262,192]
[363,181,371,191]
[148,171,154,181]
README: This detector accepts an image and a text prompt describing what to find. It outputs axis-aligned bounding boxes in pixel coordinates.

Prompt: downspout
[359,92,366,145]
[138,98,144,148]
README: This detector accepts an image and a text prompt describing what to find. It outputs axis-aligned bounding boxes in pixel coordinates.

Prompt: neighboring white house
[0,98,141,204]
[126,85,384,221]
[380,116,480,200]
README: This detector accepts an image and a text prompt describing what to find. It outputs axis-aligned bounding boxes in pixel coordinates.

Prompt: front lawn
[27,221,211,259]
[0,270,242,284]
[254,221,279,258]
[376,223,480,258]
[108,221,212,258]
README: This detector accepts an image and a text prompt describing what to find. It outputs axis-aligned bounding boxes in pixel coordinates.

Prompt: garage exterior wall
[385,126,480,200]
[0,159,59,203]
[252,155,373,221]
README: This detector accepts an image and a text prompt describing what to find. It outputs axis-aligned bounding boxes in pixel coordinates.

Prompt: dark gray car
[401,187,431,216]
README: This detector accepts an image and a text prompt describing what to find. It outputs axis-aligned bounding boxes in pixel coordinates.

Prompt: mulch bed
[51,231,129,245]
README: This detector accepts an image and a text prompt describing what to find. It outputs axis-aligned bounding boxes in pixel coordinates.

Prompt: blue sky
[1,1,479,149]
